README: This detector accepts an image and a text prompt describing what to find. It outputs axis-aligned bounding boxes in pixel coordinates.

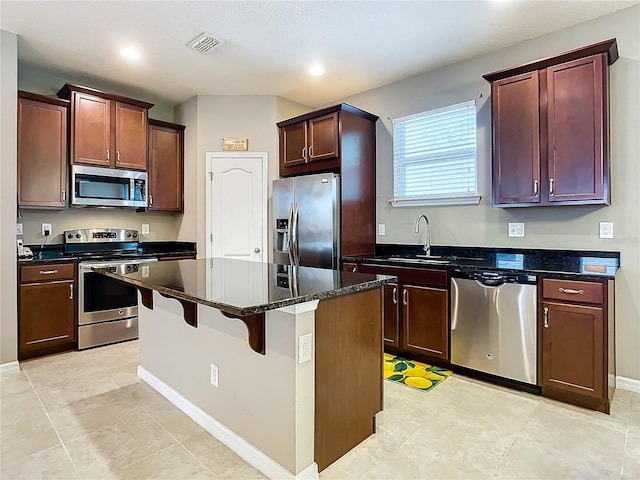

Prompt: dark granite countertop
[93,258,395,316]
[17,241,197,264]
[345,244,620,280]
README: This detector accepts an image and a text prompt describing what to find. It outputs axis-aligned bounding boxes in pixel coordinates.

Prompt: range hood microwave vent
[187,33,222,53]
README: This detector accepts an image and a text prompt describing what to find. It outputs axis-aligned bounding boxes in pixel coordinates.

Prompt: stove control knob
[126,232,132,238]
[133,232,138,238]
[126,265,132,272]
[67,233,73,239]
[75,233,81,238]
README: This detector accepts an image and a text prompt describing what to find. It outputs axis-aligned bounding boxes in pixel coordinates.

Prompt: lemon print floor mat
[384,353,452,392]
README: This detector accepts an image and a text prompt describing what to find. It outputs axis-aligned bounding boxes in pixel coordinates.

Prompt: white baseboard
[138,366,319,480]
[0,361,20,376]
[616,376,640,393]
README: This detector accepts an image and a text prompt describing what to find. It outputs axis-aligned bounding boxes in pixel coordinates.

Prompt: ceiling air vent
[187,33,222,54]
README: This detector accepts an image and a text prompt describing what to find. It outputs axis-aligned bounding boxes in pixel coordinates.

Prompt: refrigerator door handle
[291,203,300,265]
[287,203,295,266]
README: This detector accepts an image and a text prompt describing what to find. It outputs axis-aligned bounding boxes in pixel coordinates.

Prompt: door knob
[254,247,261,253]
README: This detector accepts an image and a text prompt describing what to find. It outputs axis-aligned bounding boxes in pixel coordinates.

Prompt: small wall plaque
[222,138,249,151]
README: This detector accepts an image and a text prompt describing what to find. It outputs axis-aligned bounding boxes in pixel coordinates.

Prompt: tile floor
[1,340,638,479]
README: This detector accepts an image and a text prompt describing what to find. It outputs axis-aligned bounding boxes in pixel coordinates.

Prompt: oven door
[78,260,154,326]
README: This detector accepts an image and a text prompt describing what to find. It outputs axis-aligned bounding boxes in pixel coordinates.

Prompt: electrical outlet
[599,222,613,239]
[142,224,150,235]
[41,223,52,236]
[210,363,219,387]
[508,223,525,238]
[378,223,386,236]
[16,223,23,236]
[298,333,313,364]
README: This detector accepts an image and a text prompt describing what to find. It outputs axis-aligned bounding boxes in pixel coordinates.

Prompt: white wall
[1,30,18,364]
[343,6,640,381]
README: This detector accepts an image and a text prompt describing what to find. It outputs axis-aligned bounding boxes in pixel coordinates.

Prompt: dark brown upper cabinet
[147,119,185,213]
[484,39,618,207]
[277,104,378,258]
[57,84,153,170]
[17,91,69,209]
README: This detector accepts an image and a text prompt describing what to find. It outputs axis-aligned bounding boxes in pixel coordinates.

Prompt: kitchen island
[94,258,394,480]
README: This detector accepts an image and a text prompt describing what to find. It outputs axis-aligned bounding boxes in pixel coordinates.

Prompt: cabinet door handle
[116,150,121,164]
[351,266,357,272]
[543,306,549,328]
[549,178,554,196]
[533,180,538,197]
[392,287,397,304]
[558,287,584,295]
[39,269,58,275]
[402,288,407,305]
[106,149,110,162]
[308,146,313,157]
[69,284,73,300]
[61,189,66,202]
[302,147,306,160]
[149,194,153,206]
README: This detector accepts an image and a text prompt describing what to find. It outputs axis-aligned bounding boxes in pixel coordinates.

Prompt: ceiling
[1,1,637,108]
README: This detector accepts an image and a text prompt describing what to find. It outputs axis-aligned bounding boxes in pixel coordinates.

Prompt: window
[391,99,479,206]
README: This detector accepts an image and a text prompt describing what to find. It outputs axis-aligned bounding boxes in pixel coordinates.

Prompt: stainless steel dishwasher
[451,270,538,385]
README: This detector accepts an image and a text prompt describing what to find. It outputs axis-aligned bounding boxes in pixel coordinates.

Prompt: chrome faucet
[414,214,431,256]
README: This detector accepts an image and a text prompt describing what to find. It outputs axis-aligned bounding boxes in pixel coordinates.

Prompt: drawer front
[542,278,603,304]
[358,263,448,287]
[21,263,75,282]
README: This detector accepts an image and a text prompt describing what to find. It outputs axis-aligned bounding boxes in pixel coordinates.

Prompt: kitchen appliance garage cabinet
[147,119,185,212]
[58,83,153,170]
[17,91,69,209]
[18,262,77,359]
[484,39,618,207]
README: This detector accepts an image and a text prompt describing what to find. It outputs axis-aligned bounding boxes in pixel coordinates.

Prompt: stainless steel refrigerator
[272,173,340,269]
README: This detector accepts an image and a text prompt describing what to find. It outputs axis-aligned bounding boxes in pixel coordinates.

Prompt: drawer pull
[558,287,584,295]
[39,269,58,275]
[69,284,73,300]
[402,288,407,306]
[392,287,397,304]
[543,306,549,328]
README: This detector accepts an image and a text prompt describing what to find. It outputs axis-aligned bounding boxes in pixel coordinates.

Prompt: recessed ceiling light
[120,47,140,60]
[309,65,325,76]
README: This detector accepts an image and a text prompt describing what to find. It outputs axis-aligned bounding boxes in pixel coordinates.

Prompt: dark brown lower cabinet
[356,263,449,363]
[540,277,613,413]
[541,302,604,398]
[19,263,76,359]
[403,285,448,359]
[383,284,399,347]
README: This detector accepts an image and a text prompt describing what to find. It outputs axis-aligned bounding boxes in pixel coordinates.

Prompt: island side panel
[137,291,316,476]
[314,287,383,471]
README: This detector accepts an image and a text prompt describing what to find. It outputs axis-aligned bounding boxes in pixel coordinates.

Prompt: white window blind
[392,99,479,206]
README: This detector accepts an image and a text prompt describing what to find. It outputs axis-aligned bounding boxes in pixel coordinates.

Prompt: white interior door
[206,152,267,262]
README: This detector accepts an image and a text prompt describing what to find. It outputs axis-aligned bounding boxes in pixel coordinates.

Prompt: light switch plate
[142,224,150,235]
[508,223,525,237]
[378,224,386,236]
[599,222,613,239]
[16,223,23,236]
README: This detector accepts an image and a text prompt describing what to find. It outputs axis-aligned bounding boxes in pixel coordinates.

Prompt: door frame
[205,152,268,261]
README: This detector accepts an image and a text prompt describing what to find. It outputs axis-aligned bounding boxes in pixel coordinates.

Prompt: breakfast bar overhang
[94,258,394,480]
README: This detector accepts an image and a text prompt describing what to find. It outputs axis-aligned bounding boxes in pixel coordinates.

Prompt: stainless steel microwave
[71,165,147,208]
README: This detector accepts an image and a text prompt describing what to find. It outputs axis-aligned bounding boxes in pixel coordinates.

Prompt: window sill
[389,195,481,207]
